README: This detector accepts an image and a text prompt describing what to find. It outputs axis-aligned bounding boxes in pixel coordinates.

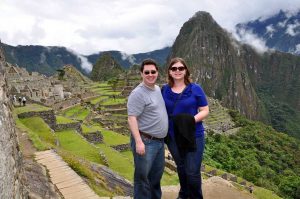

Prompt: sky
[0,0,299,55]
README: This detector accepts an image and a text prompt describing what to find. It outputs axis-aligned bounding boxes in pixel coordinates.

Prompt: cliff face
[0,44,27,198]
[169,11,263,120]
[169,11,300,136]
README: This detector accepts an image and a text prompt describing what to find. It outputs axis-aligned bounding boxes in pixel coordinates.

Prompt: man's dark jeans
[131,136,165,199]
[167,134,205,199]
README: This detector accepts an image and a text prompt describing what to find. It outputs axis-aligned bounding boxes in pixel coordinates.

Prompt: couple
[127,58,209,199]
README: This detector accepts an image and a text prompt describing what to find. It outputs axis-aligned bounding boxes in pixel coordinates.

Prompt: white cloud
[285,21,300,36]
[295,44,300,54]
[121,52,136,65]
[266,25,275,34]
[278,20,288,28]
[66,48,93,72]
[0,0,299,54]
[234,29,269,53]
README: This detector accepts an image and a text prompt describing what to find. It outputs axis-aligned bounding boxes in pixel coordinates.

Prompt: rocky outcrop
[90,163,133,196]
[23,159,61,199]
[0,43,27,198]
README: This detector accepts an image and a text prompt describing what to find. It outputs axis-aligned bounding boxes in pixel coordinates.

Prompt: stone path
[35,150,101,199]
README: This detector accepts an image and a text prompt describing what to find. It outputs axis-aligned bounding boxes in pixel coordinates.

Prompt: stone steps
[35,150,101,199]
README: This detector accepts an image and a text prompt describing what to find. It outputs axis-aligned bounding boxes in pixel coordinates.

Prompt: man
[127,59,168,199]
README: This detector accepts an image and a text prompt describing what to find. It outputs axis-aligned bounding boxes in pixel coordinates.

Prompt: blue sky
[0,0,299,55]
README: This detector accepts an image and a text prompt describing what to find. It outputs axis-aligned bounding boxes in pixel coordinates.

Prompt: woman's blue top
[162,83,208,138]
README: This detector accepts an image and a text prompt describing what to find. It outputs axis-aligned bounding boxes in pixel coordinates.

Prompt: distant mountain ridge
[2,43,170,76]
[87,47,171,69]
[236,9,300,54]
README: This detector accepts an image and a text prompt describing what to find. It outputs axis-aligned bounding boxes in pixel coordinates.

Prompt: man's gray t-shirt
[127,83,168,138]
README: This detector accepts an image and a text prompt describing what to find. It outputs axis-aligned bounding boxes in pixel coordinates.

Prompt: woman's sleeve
[193,84,208,107]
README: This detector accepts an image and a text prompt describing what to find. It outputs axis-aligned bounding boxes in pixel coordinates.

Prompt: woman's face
[169,61,186,81]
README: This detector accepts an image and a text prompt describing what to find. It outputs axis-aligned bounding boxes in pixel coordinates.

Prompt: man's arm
[128,115,145,155]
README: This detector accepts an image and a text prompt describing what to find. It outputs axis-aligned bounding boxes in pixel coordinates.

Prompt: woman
[162,57,209,199]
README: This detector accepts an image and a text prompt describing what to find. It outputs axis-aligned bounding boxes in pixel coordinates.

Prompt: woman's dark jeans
[167,134,205,199]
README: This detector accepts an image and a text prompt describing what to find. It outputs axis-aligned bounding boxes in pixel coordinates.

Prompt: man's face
[141,64,158,87]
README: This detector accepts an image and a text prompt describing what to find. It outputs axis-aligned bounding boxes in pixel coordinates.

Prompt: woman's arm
[194,105,209,123]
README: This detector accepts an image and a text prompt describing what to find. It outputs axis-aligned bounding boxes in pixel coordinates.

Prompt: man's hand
[135,141,145,155]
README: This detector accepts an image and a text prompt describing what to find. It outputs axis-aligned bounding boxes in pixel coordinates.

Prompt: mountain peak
[90,52,123,81]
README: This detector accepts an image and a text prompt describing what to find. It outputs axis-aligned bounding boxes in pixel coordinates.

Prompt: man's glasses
[144,70,157,75]
[170,66,186,72]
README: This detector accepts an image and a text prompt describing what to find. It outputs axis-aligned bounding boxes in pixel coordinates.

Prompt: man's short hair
[140,59,158,72]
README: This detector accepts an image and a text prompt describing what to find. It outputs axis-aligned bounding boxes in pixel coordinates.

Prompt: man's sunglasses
[170,66,186,72]
[144,70,157,75]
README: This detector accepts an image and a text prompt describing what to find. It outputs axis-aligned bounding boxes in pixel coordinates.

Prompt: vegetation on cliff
[204,110,300,199]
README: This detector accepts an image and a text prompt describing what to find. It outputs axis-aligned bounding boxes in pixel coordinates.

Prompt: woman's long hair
[167,57,192,87]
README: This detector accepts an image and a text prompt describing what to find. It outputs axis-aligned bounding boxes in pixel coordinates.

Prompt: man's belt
[139,131,164,141]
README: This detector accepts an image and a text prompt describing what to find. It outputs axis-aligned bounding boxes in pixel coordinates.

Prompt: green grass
[15,118,48,150]
[56,129,104,164]
[101,98,126,105]
[14,103,51,115]
[101,129,130,146]
[254,187,282,199]
[90,96,109,105]
[56,115,75,124]
[96,143,134,181]
[102,91,121,96]
[120,150,133,163]
[76,109,90,121]
[17,117,56,150]
[62,105,90,121]
[91,86,121,96]
[63,105,83,117]
[81,123,102,134]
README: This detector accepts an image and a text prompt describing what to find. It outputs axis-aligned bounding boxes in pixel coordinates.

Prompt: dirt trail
[16,128,36,158]
[162,176,255,199]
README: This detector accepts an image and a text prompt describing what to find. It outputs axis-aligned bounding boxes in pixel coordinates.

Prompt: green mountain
[2,43,170,76]
[169,11,300,138]
[90,52,124,81]
[2,43,89,76]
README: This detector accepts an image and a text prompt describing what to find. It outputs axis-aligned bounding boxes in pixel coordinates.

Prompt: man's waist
[139,130,164,141]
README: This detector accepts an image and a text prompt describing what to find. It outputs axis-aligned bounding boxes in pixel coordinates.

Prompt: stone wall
[18,110,56,129]
[0,47,27,198]
[54,122,82,133]
[111,143,130,152]
[82,131,103,144]
[52,97,81,111]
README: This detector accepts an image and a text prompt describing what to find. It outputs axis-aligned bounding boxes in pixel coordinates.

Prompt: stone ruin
[4,63,97,109]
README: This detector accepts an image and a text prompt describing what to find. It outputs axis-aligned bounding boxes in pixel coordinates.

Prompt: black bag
[173,113,196,152]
